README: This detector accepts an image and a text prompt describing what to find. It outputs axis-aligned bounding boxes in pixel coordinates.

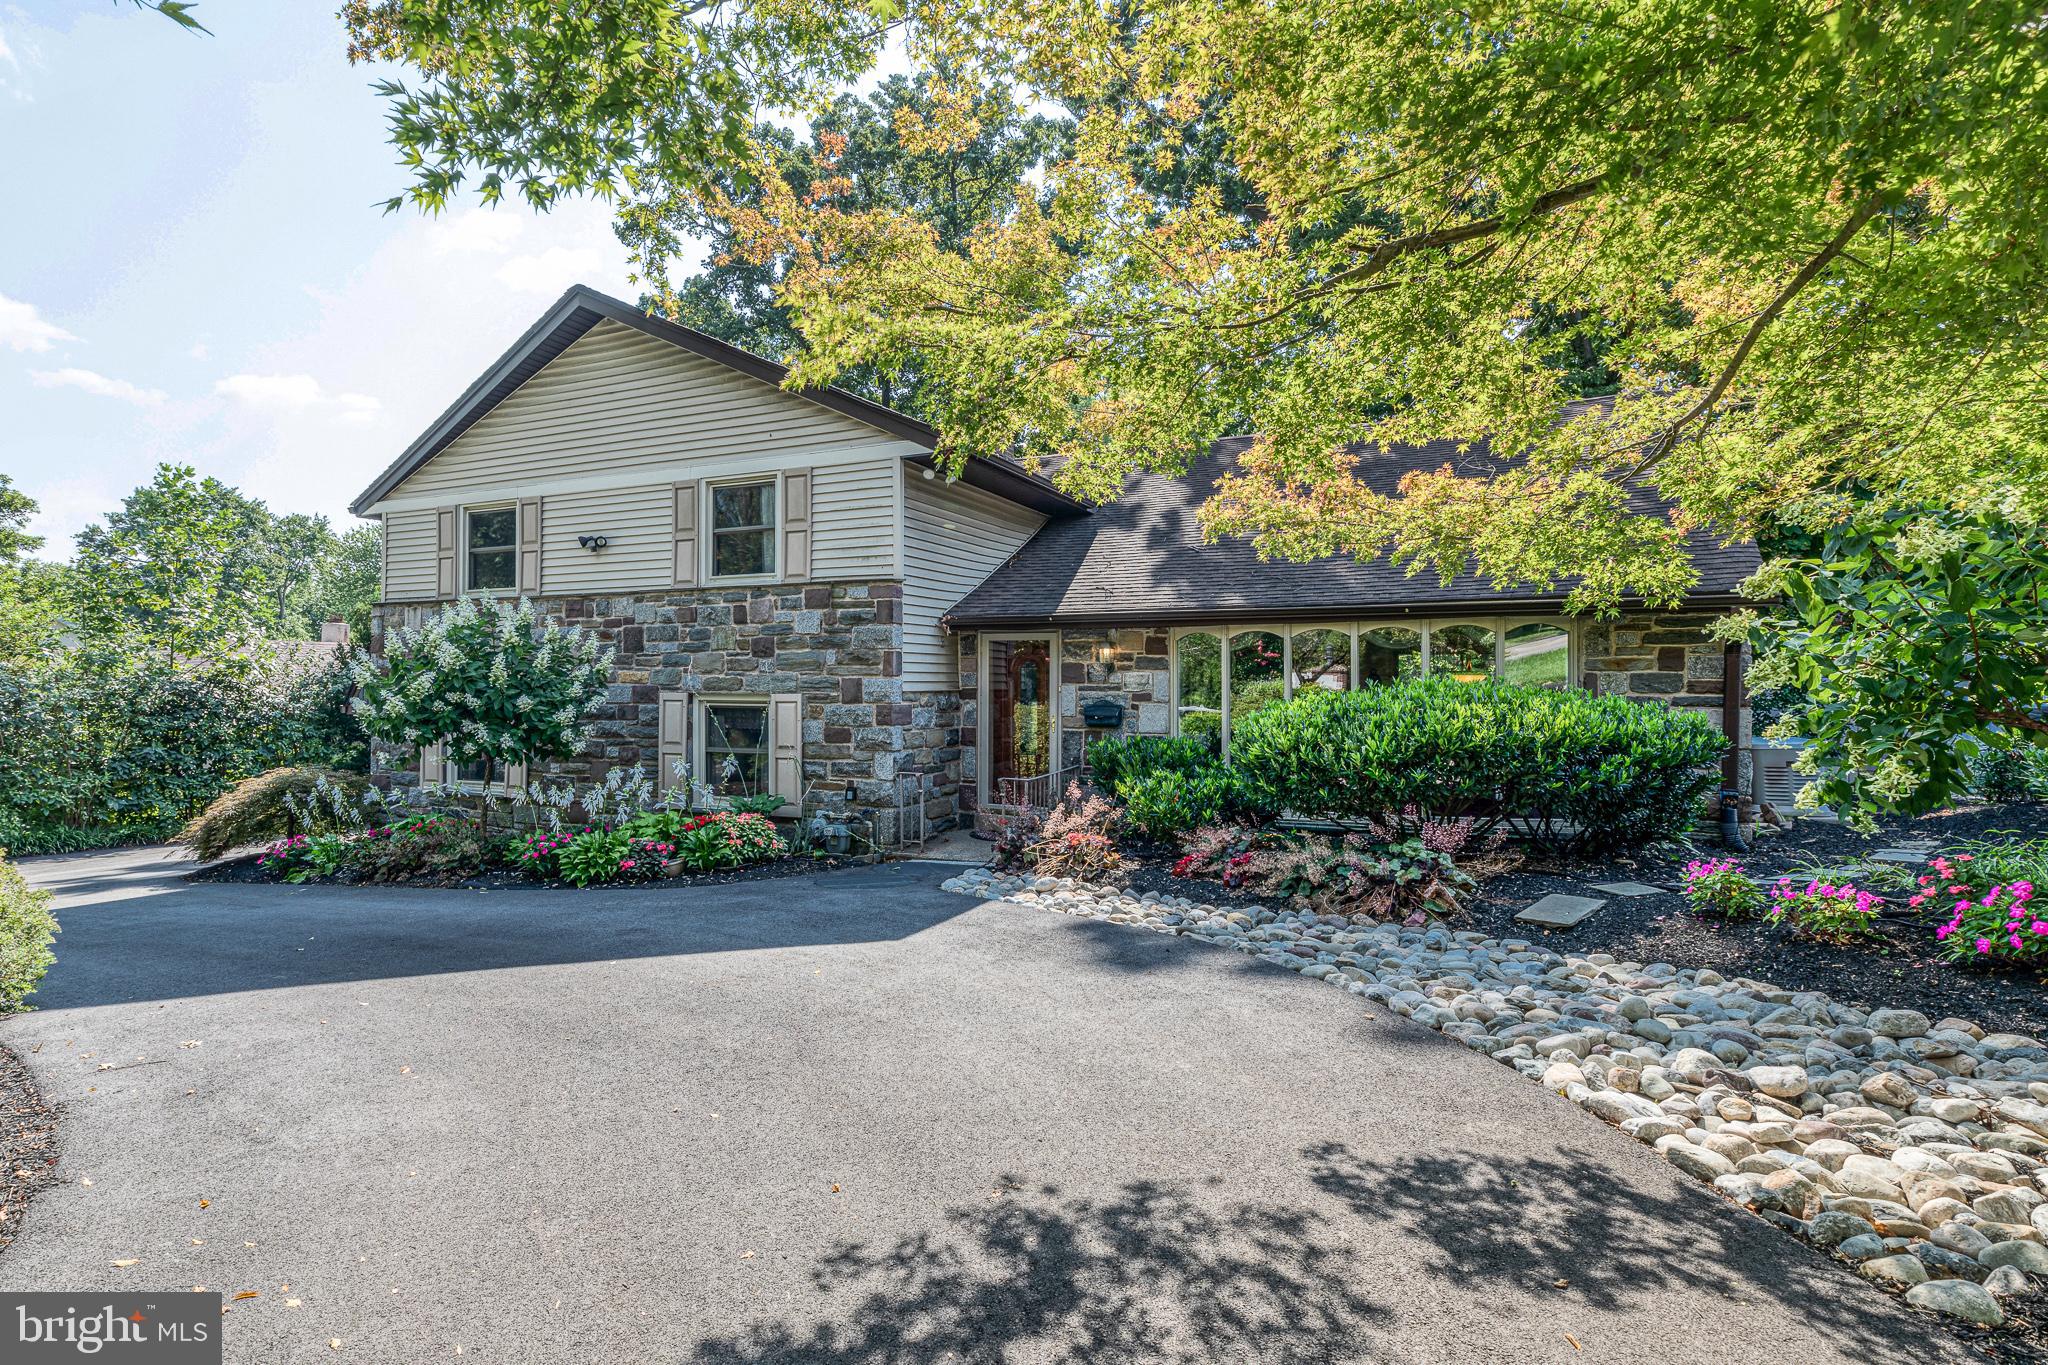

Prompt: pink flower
[620,859,636,870]
[1977,938,1993,953]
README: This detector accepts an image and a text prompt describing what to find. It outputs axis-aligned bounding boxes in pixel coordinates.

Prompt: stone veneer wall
[369,580,964,842]
[954,612,1751,813]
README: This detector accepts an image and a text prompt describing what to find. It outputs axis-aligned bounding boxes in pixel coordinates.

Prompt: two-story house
[352,286,1759,840]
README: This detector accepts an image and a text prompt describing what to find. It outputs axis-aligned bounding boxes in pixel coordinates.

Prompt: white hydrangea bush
[350,597,614,798]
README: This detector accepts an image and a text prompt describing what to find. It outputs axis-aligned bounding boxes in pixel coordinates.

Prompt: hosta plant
[1682,858,1763,919]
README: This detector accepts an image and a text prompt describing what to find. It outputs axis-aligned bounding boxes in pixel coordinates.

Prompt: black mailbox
[1078,698,1125,728]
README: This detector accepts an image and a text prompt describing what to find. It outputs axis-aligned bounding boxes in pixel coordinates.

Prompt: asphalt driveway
[3,846,1971,1363]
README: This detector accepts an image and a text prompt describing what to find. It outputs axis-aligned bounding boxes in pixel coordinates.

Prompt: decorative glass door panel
[988,637,1054,802]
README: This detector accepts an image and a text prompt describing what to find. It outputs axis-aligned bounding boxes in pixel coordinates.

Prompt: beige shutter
[378,512,389,602]
[671,480,699,588]
[770,693,803,812]
[420,741,444,785]
[516,498,543,595]
[781,471,811,581]
[434,507,459,597]
[657,691,690,796]
[505,760,528,794]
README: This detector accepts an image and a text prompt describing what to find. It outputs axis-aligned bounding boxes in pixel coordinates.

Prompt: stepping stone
[1589,881,1667,898]
[1515,893,1606,928]
[1871,849,1930,865]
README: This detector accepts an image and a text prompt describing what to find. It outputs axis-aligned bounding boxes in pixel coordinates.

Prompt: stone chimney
[320,619,351,647]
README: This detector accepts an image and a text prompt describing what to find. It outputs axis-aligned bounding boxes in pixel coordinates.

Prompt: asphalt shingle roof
[943,434,1760,628]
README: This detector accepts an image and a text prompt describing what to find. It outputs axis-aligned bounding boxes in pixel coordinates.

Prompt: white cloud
[432,208,526,256]
[214,372,380,424]
[187,341,208,361]
[30,367,167,405]
[0,292,77,352]
[495,245,610,294]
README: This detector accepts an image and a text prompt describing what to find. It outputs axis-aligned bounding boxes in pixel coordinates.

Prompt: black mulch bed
[1470,802,2048,1038]
[0,1038,59,1256]
[1109,803,2048,1038]
[190,851,852,893]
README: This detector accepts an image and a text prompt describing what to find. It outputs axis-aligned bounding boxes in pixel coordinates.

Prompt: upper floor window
[709,478,777,579]
[465,506,517,591]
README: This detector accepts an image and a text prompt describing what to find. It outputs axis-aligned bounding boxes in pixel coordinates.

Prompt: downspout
[1720,639,1747,850]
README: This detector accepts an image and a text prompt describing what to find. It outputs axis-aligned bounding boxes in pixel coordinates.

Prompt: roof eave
[942,590,1757,632]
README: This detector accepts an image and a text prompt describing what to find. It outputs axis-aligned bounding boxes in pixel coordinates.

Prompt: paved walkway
[1,848,1969,1363]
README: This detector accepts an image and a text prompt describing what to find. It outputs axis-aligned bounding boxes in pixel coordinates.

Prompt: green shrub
[1086,734,1217,790]
[1226,678,1724,855]
[0,652,366,857]
[1974,746,2048,803]
[0,857,58,1012]
[1118,765,1235,839]
[346,815,499,883]
[179,767,371,862]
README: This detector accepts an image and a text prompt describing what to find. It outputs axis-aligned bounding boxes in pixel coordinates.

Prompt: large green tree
[623,74,1068,411]
[350,0,2048,610]
[72,465,283,658]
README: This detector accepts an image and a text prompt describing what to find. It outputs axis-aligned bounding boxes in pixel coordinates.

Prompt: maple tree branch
[1616,189,1889,482]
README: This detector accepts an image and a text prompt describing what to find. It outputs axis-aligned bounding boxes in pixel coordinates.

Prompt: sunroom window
[1171,618,1576,747]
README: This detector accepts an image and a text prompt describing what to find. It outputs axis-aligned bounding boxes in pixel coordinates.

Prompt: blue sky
[0,1,659,558]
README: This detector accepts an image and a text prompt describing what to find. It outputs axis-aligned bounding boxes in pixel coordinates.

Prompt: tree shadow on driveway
[688,1167,1389,1365]
[681,1143,1965,1365]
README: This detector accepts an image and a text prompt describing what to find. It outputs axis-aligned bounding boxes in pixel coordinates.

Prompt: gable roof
[348,285,1082,518]
[944,433,1760,628]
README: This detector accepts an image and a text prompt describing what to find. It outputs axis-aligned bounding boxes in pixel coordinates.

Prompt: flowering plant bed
[209,808,808,891]
[1469,800,2048,1036]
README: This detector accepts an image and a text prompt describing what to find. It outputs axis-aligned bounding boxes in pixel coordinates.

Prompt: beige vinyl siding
[539,485,673,593]
[382,507,441,601]
[810,458,900,580]
[387,321,892,499]
[902,473,1047,689]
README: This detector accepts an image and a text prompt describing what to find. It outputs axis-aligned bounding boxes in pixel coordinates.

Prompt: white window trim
[1170,618,1579,748]
[462,502,519,597]
[423,741,524,795]
[702,474,781,585]
[693,694,778,811]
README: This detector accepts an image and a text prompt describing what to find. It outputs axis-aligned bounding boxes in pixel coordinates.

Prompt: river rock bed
[943,866,2048,1342]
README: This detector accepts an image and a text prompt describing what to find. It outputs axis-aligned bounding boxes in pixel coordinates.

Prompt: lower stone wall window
[690,692,803,815]
[701,701,770,800]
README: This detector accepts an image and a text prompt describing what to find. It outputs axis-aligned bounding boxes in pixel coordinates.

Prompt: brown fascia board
[348,285,1085,519]
[942,591,1755,632]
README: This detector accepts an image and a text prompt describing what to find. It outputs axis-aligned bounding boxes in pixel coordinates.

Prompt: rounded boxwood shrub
[1085,734,1218,790]
[1118,765,1237,839]
[1226,678,1724,855]
[0,855,58,1012]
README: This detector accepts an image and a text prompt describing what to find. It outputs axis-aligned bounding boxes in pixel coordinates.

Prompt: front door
[985,636,1054,807]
